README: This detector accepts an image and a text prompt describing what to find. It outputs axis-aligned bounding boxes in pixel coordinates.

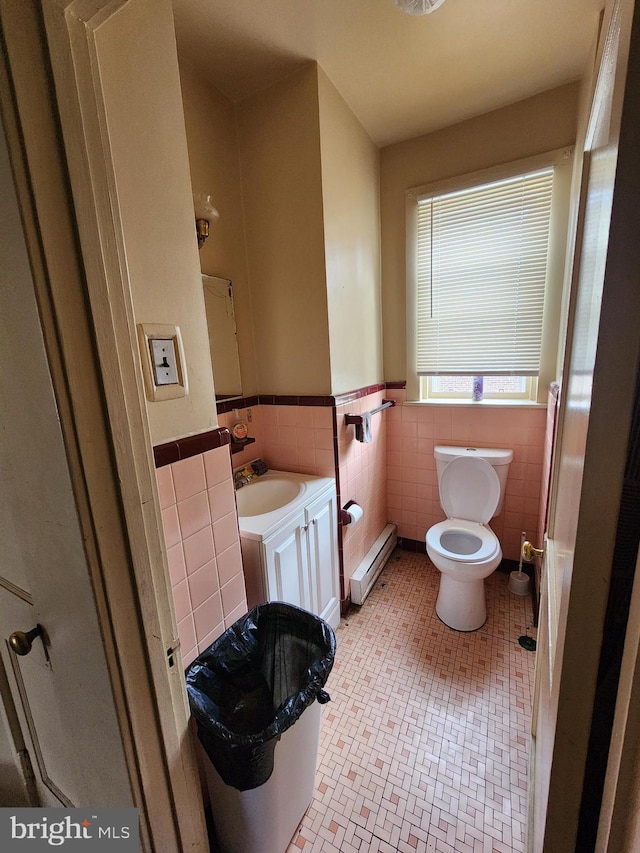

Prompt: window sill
[404,399,547,409]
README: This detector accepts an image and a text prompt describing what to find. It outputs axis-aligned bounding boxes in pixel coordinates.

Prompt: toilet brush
[509,531,531,595]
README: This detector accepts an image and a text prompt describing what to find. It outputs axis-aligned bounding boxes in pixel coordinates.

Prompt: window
[406,151,572,402]
[423,375,534,401]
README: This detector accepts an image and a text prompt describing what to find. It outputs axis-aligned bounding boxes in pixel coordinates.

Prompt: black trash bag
[185,602,336,791]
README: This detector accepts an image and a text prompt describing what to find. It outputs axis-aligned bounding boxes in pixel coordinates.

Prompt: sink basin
[235,476,303,517]
[236,469,334,540]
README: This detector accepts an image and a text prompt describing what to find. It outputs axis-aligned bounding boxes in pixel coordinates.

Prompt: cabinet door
[263,512,311,610]
[306,490,340,629]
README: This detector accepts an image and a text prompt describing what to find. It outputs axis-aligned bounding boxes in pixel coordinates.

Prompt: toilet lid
[440,456,500,524]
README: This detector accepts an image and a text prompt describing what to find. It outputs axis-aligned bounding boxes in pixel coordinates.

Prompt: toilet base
[436,574,487,631]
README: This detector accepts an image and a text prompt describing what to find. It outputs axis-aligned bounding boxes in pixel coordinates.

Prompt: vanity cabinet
[240,482,340,630]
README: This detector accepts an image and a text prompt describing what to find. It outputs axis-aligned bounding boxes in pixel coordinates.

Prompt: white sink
[237,469,340,631]
[235,476,302,517]
[236,470,334,540]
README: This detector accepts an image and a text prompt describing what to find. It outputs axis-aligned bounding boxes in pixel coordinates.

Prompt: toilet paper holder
[341,500,361,525]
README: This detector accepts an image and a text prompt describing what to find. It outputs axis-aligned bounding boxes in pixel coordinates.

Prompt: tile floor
[287,549,537,853]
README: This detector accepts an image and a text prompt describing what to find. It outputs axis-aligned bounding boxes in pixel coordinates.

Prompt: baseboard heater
[349,523,398,606]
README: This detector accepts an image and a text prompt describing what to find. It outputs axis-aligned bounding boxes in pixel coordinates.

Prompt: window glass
[423,375,533,400]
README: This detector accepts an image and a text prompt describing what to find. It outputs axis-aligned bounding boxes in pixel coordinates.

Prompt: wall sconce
[193,193,220,249]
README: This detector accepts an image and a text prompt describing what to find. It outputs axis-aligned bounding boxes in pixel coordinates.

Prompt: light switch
[137,323,188,402]
[150,338,179,385]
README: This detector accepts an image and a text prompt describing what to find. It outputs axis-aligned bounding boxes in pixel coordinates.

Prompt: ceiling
[172,0,603,148]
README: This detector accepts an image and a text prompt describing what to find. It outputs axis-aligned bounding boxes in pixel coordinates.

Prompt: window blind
[416,168,554,375]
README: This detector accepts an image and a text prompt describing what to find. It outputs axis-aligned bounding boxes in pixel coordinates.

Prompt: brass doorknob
[9,625,43,656]
[522,540,544,562]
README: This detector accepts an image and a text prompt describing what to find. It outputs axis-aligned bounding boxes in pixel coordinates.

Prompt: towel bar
[344,399,395,425]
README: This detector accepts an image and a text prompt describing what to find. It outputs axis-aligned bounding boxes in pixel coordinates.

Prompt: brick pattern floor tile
[286,550,537,853]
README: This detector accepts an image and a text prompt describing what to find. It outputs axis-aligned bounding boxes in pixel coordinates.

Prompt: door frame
[0,1,207,849]
[529,0,640,849]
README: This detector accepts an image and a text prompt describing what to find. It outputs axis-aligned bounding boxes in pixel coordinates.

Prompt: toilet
[426,446,513,631]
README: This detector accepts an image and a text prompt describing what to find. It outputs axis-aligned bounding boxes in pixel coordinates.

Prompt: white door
[529,0,640,849]
[0,120,132,806]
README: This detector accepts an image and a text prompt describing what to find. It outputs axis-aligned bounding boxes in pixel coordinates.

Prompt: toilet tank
[434,446,513,517]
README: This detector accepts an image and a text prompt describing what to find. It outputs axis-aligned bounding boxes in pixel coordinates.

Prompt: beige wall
[183,61,383,400]
[380,82,581,382]
[317,68,383,395]
[179,62,258,398]
[237,65,331,396]
[96,0,216,445]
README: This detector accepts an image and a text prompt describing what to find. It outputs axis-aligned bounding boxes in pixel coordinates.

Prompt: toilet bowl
[426,447,512,631]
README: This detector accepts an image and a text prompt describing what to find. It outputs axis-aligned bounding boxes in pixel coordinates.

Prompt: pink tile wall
[385,390,547,562]
[157,445,247,668]
[220,404,336,478]
[258,405,336,477]
[337,390,389,589]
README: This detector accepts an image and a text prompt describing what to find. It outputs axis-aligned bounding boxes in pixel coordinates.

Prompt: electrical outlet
[247,408,252,422]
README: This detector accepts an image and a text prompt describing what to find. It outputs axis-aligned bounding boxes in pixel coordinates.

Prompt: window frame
[405,148,574,404]
[420,375,538,402]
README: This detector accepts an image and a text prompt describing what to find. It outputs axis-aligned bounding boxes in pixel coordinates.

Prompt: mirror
[202,274,242,401]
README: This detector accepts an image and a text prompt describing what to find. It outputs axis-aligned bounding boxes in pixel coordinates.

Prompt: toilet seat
[439,456,500,523]
[426,519,499,564]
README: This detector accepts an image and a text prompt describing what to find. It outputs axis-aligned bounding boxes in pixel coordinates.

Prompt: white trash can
[201,700,322,853]
[186,603,335,853]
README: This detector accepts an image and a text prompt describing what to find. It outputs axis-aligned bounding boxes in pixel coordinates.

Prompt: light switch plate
[150,338,179,385]
[137,324,188,402]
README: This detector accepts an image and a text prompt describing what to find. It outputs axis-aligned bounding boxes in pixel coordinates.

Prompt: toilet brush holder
[509,570,530,596]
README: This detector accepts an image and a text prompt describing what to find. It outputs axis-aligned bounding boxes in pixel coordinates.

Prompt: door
[529,0,640,849]
[0,113,131,806]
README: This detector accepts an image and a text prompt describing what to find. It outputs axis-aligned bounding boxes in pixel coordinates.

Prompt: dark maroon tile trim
[333,384,385,407]
[217,384,396,414]
[385,380,407,390]
[216,395,259,414]
[397,536,427,554]
[257,394,336,407]
[153,427,231,468]
[271,395,300,406]
[301,396,334,407]
[221,385,390,410]
[153,441,180,468]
